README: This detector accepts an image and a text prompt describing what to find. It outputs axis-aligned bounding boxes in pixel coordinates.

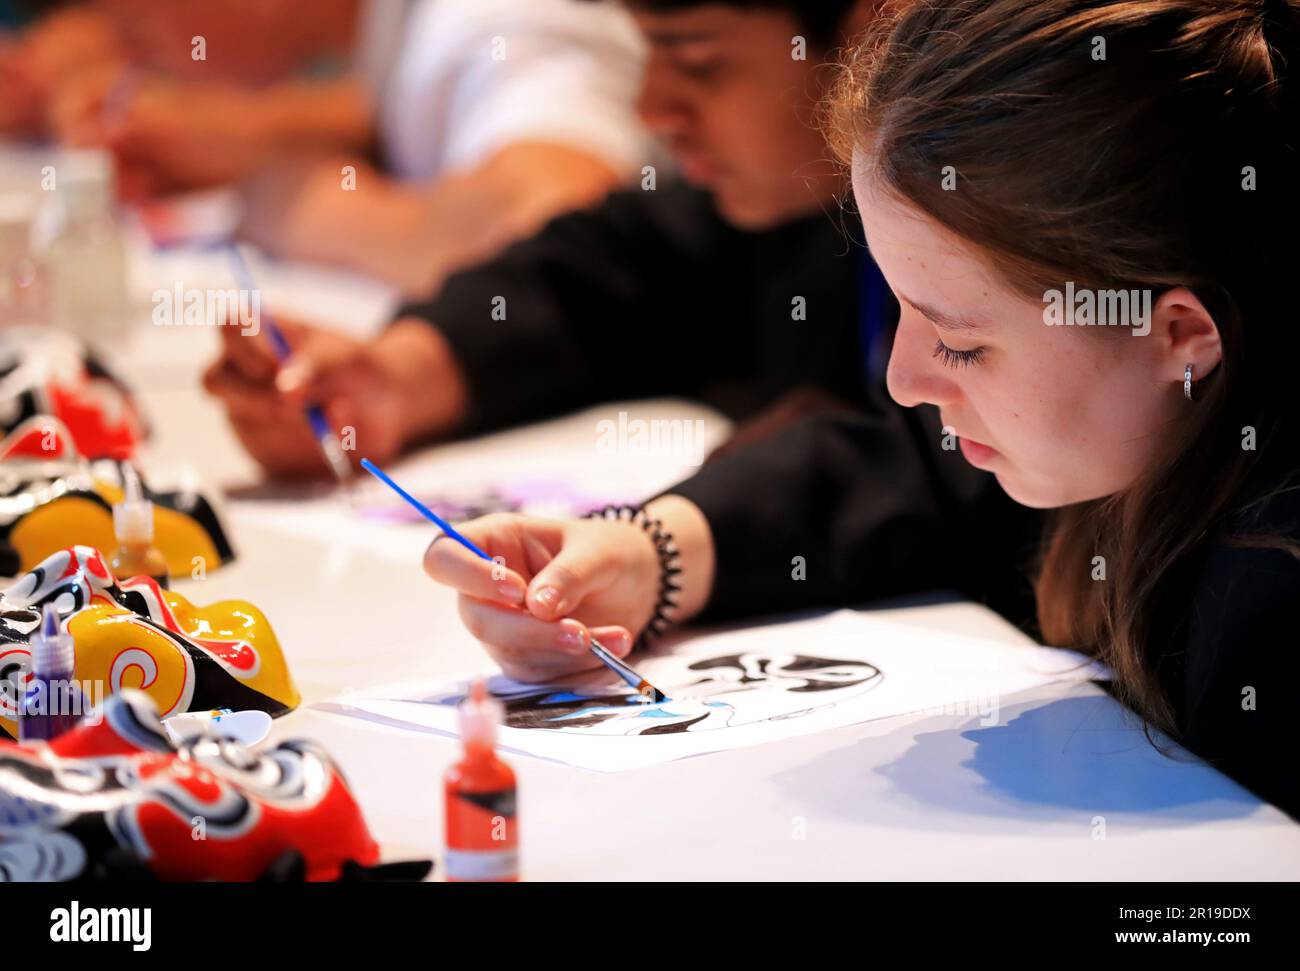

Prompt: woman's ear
[1151,286,1222,386]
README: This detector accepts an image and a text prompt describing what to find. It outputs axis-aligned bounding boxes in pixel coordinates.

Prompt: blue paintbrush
[359,457,666,703]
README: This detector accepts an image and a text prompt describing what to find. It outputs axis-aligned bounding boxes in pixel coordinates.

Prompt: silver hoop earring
[1184,363,1194,401]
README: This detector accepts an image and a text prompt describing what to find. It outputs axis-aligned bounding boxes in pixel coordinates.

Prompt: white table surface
[7,147,1297,877]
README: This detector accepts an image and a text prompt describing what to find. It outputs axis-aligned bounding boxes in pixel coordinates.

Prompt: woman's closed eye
[933,339,987,369]
[674,56,724,82]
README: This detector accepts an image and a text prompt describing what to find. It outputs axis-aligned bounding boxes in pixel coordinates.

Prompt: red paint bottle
[444,680,518,882]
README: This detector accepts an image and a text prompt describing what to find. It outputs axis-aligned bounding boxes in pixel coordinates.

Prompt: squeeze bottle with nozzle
[443,679,519,881]
[19,603,83,741]
[111,465,170,588]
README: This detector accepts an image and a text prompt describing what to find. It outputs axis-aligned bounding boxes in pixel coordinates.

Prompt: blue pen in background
[359,458,668,704]
[227,245,353,483]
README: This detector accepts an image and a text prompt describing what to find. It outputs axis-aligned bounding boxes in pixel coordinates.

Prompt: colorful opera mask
[0,546,299,741]
[0,330,143,461]
[0,331,234,576]
[0,452,234,577]
[0,691,427,881]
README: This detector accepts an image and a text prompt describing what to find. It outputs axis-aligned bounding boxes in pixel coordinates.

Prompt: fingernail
[557,622,588,654]
[591,630,627,654]
[496,578,524,604]
[531,585,563,613]
[276,363,307,393]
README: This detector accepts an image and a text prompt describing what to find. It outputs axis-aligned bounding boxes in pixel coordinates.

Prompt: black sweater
[1160,494,1300,820]
[396,183,882,433]
[670,408,1300,820]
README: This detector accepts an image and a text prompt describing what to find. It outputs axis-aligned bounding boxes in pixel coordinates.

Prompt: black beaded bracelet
[582,503,682,648]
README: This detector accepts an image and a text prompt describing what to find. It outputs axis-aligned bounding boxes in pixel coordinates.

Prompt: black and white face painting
[423,652,884,736]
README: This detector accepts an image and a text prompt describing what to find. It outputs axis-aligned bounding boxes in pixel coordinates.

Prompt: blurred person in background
[5,0,654,296]
[0,0,350,136]
[204,0,894,479]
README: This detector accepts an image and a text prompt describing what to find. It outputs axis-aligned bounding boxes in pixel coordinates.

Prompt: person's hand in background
[422,497,716,683]
[53,70,371,201]
[238,156,438,291]
[0,7,121,137]
[54,74,281,200]
[0,34,49,135]
[96,0,358,85]
[240,141,622,300]
[202,315,468,480]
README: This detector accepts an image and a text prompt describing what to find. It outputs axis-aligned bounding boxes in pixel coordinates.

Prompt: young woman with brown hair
[422,0,1300,817]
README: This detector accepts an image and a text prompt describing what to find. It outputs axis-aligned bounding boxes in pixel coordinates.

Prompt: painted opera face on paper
[424,652,884,736]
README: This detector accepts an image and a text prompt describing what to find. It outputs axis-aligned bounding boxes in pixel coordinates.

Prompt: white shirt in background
[356,0,654,183]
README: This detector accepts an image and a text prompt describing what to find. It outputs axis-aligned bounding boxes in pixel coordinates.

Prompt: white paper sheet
[228,399,732,562]
[316,611,1109,772]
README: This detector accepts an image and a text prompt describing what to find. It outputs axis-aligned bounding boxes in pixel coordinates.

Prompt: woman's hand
[0,8,120,137]
[423,496,716,684]
[422,513,661,683]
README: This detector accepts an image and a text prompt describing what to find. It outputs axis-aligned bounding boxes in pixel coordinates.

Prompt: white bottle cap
[58,149,114,186]
[113,464,155,544]
[458,679,503,748]
[54,149,115,213]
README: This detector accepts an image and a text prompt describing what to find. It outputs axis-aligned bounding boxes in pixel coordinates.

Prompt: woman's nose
[886,315,960,409]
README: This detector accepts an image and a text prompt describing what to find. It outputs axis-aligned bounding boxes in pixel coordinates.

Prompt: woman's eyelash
[932,339,986,369]
[674,57,722,80]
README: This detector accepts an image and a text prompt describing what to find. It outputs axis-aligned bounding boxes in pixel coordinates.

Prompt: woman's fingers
[587,626,634,657]
[424,524,528,605]
[459,601,637,684]
[217,318,280,383]
[215,317,360,414]
[458,596,591,660]
[274,329,371,407]
[425,514,645,679]
[523,531,614,621]
[202,359,294,420]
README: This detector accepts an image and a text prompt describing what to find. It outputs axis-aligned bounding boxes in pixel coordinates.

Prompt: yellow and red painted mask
[0,332,234,576]
[0,330,144,461]
[0,546,299,741]
[0,442,235,577]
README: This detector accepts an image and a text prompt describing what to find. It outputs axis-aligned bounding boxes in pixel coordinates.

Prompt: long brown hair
[829,0,1300,737]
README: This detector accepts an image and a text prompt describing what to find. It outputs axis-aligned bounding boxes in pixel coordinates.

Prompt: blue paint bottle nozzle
[31,602,73,679]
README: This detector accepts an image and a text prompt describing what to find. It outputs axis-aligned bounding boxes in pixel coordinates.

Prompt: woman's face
[853,156,1195,509]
